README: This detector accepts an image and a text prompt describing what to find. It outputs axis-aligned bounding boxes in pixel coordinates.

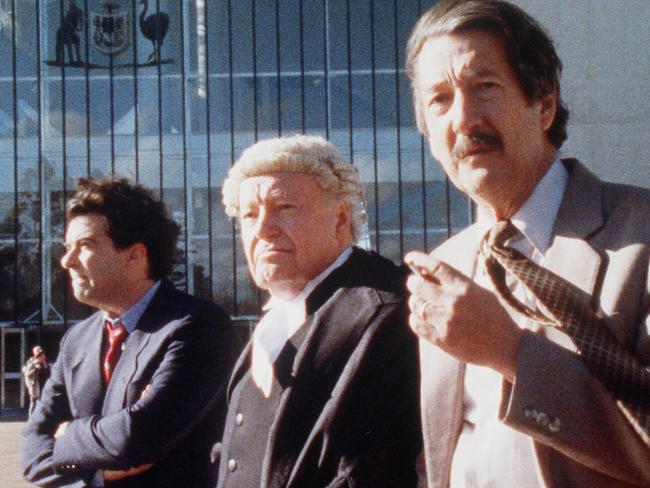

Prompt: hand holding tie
[405,250,523,382]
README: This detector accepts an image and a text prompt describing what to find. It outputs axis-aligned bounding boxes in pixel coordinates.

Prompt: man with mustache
[215,135,421,487]
[22,178,235,487]
[405,0,650,487]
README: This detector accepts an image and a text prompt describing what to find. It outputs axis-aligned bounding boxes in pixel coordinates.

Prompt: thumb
[405,251,461,282]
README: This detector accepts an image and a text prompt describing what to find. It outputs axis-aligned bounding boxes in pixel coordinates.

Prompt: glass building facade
[0,0,471,411]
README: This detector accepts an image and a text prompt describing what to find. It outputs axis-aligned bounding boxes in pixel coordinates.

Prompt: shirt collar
[104,280,161,333]
[477,158,568,254]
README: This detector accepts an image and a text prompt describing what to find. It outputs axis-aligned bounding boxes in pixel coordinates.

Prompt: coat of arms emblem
[91,2,129,56]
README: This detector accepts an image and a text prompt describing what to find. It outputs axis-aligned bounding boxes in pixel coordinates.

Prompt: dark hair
[66,177,180,280]
[406,0,569,148]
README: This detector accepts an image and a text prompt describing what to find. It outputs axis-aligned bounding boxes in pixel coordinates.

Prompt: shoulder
[600,180,650,231]
[152,281,231,325]
[333,247,408,305]
[564,158,650,240]
[430,224,481,278]
[433,224,479,255]
[311,249,415,356]
[62,311,104,342]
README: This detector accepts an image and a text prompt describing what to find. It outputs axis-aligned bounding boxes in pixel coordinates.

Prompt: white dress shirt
[252,247,353,397]
[449,159,568,488]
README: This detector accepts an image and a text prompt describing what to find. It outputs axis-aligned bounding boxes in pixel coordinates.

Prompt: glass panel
[1,0,458,348]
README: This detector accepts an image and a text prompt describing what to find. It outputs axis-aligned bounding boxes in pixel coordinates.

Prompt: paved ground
[0,414,31,487]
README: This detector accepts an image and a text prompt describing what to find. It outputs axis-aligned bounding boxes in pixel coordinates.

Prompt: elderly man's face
[239,172,348,299]
[413,30,556,217]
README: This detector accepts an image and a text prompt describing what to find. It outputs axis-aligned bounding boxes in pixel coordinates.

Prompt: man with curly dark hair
[22,177,236,488]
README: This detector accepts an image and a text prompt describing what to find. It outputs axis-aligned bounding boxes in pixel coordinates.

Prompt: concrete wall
[511,0,650,187]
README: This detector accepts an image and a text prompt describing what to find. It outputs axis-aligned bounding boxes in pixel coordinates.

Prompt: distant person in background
[23,345,50,417]
[22,177,235,488]
[215,135,421,487]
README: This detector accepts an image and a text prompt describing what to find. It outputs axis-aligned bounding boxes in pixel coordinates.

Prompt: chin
[72,288,93,306]
[460,167,495,192]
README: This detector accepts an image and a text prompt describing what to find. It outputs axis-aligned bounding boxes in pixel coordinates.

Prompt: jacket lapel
[69,313,106,416]
[227,341,253,403]
[262,311,323,488]
[103,328,152,412]
[417,227,479,487]
[262,250,379,488]
[419,341,464,488]
[545,159,605,300]
[102,281,172,412]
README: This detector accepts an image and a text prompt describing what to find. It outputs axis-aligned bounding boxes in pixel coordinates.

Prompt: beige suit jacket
[420,159,650,488]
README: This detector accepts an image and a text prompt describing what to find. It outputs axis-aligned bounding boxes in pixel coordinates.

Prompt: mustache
[451,131,503,161]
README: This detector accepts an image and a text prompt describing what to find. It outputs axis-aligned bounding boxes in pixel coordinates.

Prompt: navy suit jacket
[22,281,236,488]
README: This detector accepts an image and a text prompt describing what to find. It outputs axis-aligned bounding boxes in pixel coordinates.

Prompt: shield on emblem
[91,9,129,55]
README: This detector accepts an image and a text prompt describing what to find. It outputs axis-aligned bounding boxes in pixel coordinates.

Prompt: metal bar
[322,0,330,138]
[109,49,116,175]
[416,0,430,250]
[132,0,140,182]
[20,329,26,408]
[275,0,282,135]
[252,0,261,309]
[420,136,428,250]
[251,0,259,140]
[393,0,404,256]
[227,0,238,315]
[59,0,69,329]
[202,0,214,297]
[370,0,380,253]
[179,0,189,291]
[83,0,91,176]
[36,0,45,337]
[11,0,18,327]
[0,66,408,81]
[299,0,306,133]
[345,0,354,164]
[155,0,163,196]
[1,330,5,410]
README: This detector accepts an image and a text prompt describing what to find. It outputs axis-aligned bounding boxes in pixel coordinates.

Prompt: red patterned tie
[103,320,127,384]
[481,219,650,447]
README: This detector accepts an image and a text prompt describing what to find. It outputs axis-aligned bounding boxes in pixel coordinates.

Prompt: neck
[104,277,156,318]
[267,244,352,301]
[486,151,556,221]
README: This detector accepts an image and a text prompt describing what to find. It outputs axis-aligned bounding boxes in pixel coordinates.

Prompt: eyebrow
[421,66,500,92]
[64,235,99,246]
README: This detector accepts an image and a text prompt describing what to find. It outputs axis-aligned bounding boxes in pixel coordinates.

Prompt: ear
[538,89,557,132]
[126,242,148,264]
[334,201,353,242]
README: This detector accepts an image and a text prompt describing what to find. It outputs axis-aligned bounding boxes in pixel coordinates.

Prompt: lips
[463,146,494,158]
[255,247,291,263]
[257,248,291,260]
[70,274,89,285]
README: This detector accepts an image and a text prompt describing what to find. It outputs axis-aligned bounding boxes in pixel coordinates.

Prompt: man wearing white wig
[215,135,421,487]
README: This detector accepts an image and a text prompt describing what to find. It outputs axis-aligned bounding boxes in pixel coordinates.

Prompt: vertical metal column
[393,0,404,256]
[201,0,214,297]
[345,0,354,164]
[131,0,141,181]
[227,0,239,315]
[369,1,380,253]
